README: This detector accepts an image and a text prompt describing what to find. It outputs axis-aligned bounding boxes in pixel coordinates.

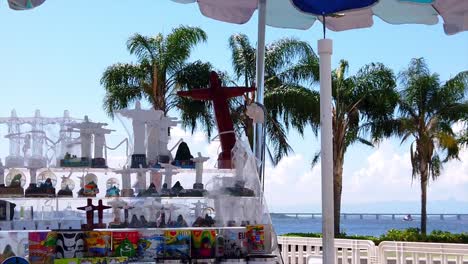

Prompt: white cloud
[262,139,468,213]
[342,140,468,203]
[263,154,322,213]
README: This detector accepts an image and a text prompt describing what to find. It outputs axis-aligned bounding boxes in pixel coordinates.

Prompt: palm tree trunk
[420,162,428,237]
[333,112,344,236]
[333,156,343,235]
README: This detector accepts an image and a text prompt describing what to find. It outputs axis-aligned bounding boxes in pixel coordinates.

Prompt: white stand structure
[77,175,85,191]
[58,110,74,161]
[254,0,267,182]
[60,173,75,191]
[29,168,37,186]
[319,38,335,264]
[28,110,47,168]
[2,110,24,168]
[0,109,80,168]
[191,152,209,189]
[0,159,4,186]
[161,163,179,189]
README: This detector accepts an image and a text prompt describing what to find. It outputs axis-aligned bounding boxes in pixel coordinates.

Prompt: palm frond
[228,34,256,86]
[353,62,398,122]
[311,151,321,168]
[126,33,159,62]
[265,112,293,165]
[165,26,207,72]
[356,137,374,147]
[278,56,319,85]
[436,131,460,162]
[264,85,320,135]
[410,142,418,179]
[101,63,148,117]
[266,38,315,75]
[429,154,441,180]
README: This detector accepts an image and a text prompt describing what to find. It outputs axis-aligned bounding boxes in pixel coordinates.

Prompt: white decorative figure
[144,199,161,223]
[114,166,135,197]
[146,110,165,162]
[158,116,181,159]
[94,133,105,159]
[135,170,147,193]
[191,152,209,189]
[117,101,161,155]
[191,200,207,218]
[108,199,128,226]
[232,142,249,183]
[161,163,179,188]
[66,116,113,161]
[114,166,131,190]
[150,169,163,192]
[163,202,180,223]
[77,116,92,158]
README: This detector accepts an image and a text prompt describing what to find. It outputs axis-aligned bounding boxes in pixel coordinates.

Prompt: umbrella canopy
[7,0,45,10]
[6,0,467,35]
[171,0,467,35]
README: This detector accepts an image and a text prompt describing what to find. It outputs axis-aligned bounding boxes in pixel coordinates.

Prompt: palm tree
[394,58,467,236]
[101,26,210,116]
[179,33,321,164]
[309,60,398,235]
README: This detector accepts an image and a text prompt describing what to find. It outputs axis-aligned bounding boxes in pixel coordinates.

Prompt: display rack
[0,108,278,264]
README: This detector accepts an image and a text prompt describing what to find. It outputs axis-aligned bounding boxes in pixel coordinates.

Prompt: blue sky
[0,1,467,212]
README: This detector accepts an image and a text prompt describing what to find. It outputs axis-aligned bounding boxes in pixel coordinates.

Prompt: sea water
[271,215,468,236]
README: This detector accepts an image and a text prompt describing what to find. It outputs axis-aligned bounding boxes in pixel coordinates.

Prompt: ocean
[271,215,468,236]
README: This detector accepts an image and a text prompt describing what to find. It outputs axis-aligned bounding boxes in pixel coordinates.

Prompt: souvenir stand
[0,84,278,263]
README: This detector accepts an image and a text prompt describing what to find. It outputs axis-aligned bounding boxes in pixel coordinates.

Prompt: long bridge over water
[271,213,468,220]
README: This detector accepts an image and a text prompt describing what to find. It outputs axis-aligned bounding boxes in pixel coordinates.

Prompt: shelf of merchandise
[6,167,236,174]
[0,226,247,234]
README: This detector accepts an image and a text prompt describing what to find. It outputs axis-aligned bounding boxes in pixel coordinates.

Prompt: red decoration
[178,71,255,168]
[77,198,111,230]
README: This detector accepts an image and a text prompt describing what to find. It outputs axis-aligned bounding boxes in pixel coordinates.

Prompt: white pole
[254,0,267,179]
[318,38,335,264]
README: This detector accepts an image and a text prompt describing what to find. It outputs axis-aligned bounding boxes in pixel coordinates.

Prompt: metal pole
[254,0,267,180]
[318,38,335,264]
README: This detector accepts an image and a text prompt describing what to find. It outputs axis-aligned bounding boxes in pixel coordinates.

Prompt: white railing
[379,241,468,264]
[277,236,378,264]
[277,237,468,264]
